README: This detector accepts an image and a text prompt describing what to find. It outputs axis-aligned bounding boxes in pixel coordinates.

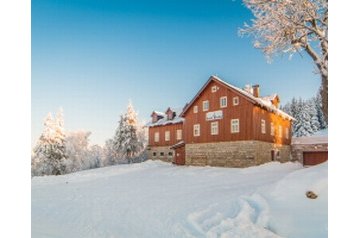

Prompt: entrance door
[174,146,185,165]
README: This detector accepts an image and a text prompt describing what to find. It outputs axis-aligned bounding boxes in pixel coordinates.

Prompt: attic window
[233,97,239,106]
[211,86,218,93]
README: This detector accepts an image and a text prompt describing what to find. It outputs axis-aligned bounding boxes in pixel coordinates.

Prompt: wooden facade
[182,79,292,146]
[146,75,294,167]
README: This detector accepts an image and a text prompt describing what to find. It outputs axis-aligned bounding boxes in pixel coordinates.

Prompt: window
[233,96,239,106]
[270,122,275,136]
[193,124,200,137]
[154,132,159,142]
[279,125,282,138]
[168,152,173,157]
[231,119,240,133]
[211,121,219,135]
[152,152,157,157]
[211,86,217,93]
[261,119,266,134]
[203,100,209,111]
[165,131,170,141]
[160,152,164,157]
[220,96,227,108]
[176,129,182,140]
[193,105,198,113]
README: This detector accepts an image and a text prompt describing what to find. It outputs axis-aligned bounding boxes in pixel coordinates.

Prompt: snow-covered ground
[32,161,327,238]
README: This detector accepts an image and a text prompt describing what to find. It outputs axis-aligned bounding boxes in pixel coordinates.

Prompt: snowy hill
[32,161,327,238]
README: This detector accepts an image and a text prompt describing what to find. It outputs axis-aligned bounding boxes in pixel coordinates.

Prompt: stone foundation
[185,141,291,168]
[146,146,174,163]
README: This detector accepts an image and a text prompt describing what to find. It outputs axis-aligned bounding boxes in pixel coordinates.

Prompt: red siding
[148,123,183,147]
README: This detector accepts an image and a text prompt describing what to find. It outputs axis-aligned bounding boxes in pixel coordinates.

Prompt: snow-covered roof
[152,111,166,117]
[146,107,184,127]
[181,75,294,121]
[292,129,328,145]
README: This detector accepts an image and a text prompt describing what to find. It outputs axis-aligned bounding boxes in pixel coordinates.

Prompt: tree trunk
[320,74,328,124]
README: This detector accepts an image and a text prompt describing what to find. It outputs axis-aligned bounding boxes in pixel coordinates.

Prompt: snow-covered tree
[113,101,145,164]
[295,101,314,137]
[65,131,92,172]
[307,98,320,133]
[314,89,327,129]
[241,0,328,122]
[32,109,67,176]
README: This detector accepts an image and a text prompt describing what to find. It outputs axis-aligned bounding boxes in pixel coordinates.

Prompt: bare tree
[241,0,328,122]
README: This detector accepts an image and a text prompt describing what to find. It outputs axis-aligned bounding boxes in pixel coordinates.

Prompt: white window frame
[231,119,240,133]
[211,86,217,93]
[203,100,209,112]
[154,132,159,142]
[193,105,198,114]
[279,125,283,138]
[261,119,266,134]
[176,129,182,140]
[285,127,289,139]
[220,96,227,108]
[211,121,219,135]
[165,131,170,141]
[233,96,239,106]
[193,124,200,137]
[270,122,275,136]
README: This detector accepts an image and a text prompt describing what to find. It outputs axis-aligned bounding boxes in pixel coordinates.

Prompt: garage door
[303,151,328,166]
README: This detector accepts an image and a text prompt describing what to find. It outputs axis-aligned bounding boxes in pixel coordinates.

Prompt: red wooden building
[146,75,294,168]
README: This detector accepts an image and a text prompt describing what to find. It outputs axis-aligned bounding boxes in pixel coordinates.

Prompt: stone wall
[146,146,174,163]
[185,141,291,168]
[291,143,328,164]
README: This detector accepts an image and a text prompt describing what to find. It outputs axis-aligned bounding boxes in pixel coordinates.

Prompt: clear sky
[32,0,321,147]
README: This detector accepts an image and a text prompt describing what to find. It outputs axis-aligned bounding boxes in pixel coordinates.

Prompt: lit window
[211,121,219,135]
[261,119,266,134]
[165,131,170,141]
[233,97,239,106]
[203,100,209,111]
[211,86,217,93]
[193,124,200,137]
[279,125,282,138]
[270,122,275,136]
[193,105,198,113]
[231,119,240,133]
[285,127,289,139]
[220,96,227,108]
[176,129,182,140]
[154,132,159,142]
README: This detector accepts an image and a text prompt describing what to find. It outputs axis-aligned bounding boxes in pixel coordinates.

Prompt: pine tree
[33,109,67,175]
[295,102,314,137]
[113,102,144,164]
[307,99,320,133]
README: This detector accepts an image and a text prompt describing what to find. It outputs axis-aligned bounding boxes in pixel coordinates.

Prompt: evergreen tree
[113,102,144,164]
[33,109,67,175]
[295,102,314,137]
[307,98,320,133]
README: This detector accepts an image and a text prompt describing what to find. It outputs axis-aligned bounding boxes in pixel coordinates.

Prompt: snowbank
[32,161,327,238]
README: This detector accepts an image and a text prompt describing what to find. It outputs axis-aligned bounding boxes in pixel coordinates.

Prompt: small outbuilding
[291,129,328,166]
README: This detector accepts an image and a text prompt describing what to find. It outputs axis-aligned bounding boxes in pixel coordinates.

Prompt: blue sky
[32,0,321,146]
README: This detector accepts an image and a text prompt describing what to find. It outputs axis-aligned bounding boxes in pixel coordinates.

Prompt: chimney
[252,84,260,97]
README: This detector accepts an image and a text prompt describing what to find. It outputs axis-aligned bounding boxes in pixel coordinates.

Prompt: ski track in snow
[32,160,326,238]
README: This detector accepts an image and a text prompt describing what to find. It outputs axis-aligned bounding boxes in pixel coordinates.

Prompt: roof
[152,111,166,117]
[170,140,185,149]
[146,107,184,127]
[292,129,328,145]
[180,75,295,121]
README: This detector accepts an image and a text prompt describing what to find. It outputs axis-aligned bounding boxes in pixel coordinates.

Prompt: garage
[303,151,328,166]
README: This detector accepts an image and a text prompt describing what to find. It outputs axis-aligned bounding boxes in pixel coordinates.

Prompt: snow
[292,128,328,145]
[32,161,327,238]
